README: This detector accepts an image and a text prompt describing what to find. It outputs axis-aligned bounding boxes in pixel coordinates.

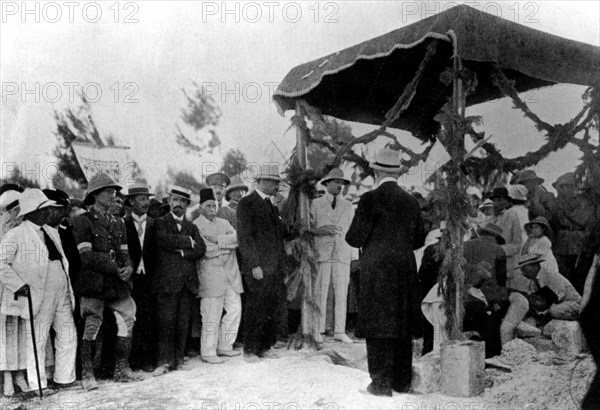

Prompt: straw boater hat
[168,185,192,202]
[124,182,154,198]
[0,190,21,212]
[516,170,544,185]
[524,216,552,233]
[553,172,577,189]
[508,184,528,202]
[370,148,402,172]
[477,222,506,245]
[205,173,231,188]
[255,165,282,182]
[199,188,216,204]
[17,188,58,218]
[84,172,123,203]
[479,199,493,210]
[320,168,350,185]
[517,253,545,269]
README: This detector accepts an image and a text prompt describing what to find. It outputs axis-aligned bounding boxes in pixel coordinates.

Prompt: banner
[72,141,134,184]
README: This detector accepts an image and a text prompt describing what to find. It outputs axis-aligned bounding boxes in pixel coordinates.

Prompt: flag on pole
[72,141,134,184]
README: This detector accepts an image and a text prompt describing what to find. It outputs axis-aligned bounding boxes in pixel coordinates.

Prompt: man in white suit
[0,189,77,395]
[311,168,355,343]
[193,188,243,364]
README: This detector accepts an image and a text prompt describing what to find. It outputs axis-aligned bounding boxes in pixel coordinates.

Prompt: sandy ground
[0,338,594,410]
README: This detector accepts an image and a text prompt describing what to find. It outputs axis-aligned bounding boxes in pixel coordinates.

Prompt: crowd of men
[0,150,598,404]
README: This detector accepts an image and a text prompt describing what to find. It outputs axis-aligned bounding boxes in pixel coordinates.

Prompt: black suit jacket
[151,213,205,294]
[237,191,285,276]
[346,181,426,339]
[124,214,156,292]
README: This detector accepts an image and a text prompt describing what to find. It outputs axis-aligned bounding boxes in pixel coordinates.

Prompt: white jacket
[0,220,74,319]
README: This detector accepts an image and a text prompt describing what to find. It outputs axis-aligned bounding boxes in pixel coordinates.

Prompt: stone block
[440,340,485,397]
[543,320,585,355]
[411,352,441,394]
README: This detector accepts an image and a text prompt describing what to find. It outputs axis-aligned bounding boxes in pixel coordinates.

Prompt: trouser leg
[366,338,393,391]
[318,262,332,334]
[500,292,529,345]
[108,296,136,338]
[218,284,242,351]
[549,301,580,320]
[392,335,412,391]
[200,296,225,357]
[51,291,77,384]
[175,289,193,365]
[156,293,177,367]
[80,297,105,341]
[331,263,350,334]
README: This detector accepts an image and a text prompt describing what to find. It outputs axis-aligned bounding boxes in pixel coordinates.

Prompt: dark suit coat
[463,238,508,304]
[124,214,156,292]
[151,213,205,294]
[346,181,426,339]
[237,191,285,276]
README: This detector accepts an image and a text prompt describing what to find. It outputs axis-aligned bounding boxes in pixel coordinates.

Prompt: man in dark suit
[152,186,205,375]
[237,165,286,361]
[346,148,425,397]
[123,183,156,372]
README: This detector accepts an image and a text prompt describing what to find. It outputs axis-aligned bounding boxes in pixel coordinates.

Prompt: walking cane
[24,288,43,399]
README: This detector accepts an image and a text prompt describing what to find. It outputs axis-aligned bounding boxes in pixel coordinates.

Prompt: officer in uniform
[72,172,140,390]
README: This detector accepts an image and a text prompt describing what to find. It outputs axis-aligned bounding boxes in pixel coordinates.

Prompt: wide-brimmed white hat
[508,184,528,202]
[0,190,21,212]
[370,148,402,172]
[17,188,58,218]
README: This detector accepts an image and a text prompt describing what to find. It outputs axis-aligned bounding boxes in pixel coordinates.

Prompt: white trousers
[200,282,242,357]
[317,261,350,334]
[27,261,76,390]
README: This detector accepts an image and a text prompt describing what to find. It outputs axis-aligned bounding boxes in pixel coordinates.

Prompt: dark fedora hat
[489,187,510,200]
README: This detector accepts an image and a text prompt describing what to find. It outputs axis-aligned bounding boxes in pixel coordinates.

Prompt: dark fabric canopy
[274,5,600,141]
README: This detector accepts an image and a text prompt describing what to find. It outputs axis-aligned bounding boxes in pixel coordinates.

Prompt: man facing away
[193,188,243,364]
[346,148,425,397]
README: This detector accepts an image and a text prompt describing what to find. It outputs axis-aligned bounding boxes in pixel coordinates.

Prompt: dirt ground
[0,337,594,410]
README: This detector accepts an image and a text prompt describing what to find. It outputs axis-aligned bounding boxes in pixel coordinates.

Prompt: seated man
[500,253,582,345]
[463,262,504,358]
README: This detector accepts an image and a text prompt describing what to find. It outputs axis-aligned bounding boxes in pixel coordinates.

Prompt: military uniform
[72,172,139,390]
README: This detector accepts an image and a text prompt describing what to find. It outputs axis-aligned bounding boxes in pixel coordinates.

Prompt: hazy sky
[1,1,599,192]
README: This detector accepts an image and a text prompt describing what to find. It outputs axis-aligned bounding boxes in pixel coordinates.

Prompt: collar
[324,191,337,202]
[132,212,147,223]
[170,212,183,222]
[255,189,268,200]
[378,177,398,187]
[199,214,216,224]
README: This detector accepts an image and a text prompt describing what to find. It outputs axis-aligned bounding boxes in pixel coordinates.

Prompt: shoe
[21,387,57,400]
[114,337,143,383]
[51,381,81,390]
[334,333,354,344]
[243,353,261,363]
[217,349,242,357]
[201,355,225,364]
[141,364,155,373]
[152,364,170,377]
[366,383,392,397]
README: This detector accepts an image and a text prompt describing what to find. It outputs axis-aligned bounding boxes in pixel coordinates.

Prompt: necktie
[135,218,145,237]
[331,195,337,210]
[41,228,62,261]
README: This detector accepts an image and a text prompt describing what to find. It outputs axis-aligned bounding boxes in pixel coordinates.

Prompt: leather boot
[114,337,142,382]
[81,340,99,391]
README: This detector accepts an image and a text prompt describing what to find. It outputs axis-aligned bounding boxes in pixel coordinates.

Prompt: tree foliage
[166,167,205,194]
[0,168,40,189]
[175,82,222,156]
[221,148,248,176]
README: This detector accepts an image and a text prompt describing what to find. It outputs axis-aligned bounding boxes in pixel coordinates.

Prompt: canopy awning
[274,5,600,141]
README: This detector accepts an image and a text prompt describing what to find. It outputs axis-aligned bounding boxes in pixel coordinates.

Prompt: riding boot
[81,340,99,391]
